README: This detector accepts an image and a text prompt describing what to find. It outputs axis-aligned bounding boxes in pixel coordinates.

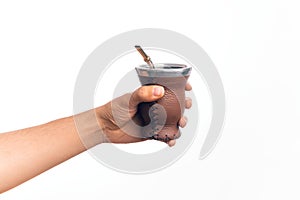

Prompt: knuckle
[138,87,147,97]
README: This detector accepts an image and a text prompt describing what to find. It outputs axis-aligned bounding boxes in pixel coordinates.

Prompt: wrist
[72,108,105,149]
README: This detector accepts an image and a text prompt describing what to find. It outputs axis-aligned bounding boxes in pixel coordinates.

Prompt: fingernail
[153,86,164,96]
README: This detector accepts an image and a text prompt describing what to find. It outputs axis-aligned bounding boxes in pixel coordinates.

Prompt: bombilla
[134,45,155,68]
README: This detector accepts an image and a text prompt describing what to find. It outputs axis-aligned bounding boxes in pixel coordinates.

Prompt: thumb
[129,85,165,108]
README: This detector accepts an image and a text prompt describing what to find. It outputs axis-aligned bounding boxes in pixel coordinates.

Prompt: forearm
[0,112,101,193]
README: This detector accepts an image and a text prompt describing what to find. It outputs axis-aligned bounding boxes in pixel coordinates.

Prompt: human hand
[95,83,192,147]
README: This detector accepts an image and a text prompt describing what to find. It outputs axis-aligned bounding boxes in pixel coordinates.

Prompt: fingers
[167,140,176,147]
[185,82,192,91]
[179,116,188,128]
[129,85,165,108]
[185,97,192,109]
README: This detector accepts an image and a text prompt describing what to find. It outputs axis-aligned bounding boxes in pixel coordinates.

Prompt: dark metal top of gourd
[135,63,192,77]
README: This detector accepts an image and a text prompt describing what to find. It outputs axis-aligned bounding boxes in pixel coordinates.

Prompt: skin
[0,83,192,193]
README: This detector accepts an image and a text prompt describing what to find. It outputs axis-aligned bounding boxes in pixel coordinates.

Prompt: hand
[95,83,192,147]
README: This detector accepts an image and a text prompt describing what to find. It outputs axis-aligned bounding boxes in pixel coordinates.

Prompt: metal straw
[134,45,155,68]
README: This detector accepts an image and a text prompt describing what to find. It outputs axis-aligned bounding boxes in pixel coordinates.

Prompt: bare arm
[0,115,99,193]
[0,84,192,193]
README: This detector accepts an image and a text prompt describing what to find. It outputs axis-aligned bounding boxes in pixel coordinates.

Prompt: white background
[1,0,300,199]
